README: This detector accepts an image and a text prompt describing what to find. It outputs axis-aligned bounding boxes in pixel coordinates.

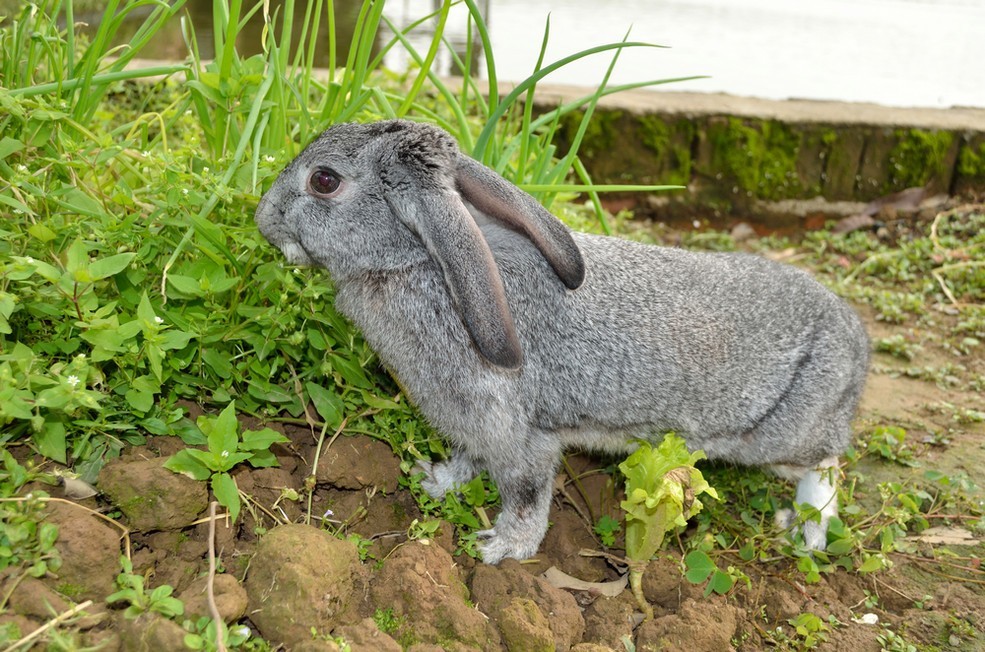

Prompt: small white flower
[76,353,86,359]
[182,189,189,196]
[154,316,164,324]
[25,256,34,263]
[16,164,27,173]
[203,166,210,173]
[66,375,80,388]
[264,155,275,163]
[323,508,334,518]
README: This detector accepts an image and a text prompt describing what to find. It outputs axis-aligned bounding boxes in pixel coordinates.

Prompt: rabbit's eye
[308,169,341,196]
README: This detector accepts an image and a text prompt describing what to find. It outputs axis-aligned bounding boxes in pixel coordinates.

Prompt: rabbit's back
[488,228,869,466]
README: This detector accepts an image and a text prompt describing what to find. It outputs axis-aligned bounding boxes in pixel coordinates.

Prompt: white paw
[775,509,828,551]
[411,460,445,499]
[413,459,469,499]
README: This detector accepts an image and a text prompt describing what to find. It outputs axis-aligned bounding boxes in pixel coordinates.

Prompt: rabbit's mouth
[278,241,315,266]
[255,194,315,266]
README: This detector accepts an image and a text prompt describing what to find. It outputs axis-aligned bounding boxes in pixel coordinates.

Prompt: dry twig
[207,501,226,652]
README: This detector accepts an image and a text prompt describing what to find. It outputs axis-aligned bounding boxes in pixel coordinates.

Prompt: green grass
[0,0,690,484]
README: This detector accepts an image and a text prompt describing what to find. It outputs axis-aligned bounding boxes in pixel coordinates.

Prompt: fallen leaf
[906,526,979,546]
[61,476,99,500]
[542,566,627,597]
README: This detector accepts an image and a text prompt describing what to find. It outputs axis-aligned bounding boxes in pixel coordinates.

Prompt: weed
[593,514,622,547]
[877,628,918,652]
[183,616,267,651]
[864,425,918,466]
[164,401,288,521]
[106,556,184,619]
[373,607,404,635]
[874,334,922,361]
[0,451,61,591]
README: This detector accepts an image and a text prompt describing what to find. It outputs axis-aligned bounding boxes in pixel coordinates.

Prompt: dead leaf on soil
[542,566,627,597]
[60,476,99,500]
[905,526,980,546]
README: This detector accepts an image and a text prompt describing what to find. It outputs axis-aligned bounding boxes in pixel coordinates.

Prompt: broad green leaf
[240,427,289,451]
[34,421,67,464]
[146,344,163,381]
[27,223,56,243]
[137,292,158,330]
[0,136,24,160]
[202,348,232,378]
[159,330,194,351]
[684,550,715,584]
[707,569,734,596]
[305,381,343,428]
[211,472,240,521]
[163,450,212,481]
[216,451,252,472]
[857,555,885,574]
[247,448,278,468]
[167,274,206,297]
[208,403,240,457]
[88,253,136,280]
[330,355,374,389]
[125,389,154,413]
[12,256,60,282]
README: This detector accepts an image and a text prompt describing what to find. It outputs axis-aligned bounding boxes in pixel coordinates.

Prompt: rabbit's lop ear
[455,154,586,290]
[383,134,523,370]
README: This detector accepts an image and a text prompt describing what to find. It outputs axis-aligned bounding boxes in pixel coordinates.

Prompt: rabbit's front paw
[413,457,477,499]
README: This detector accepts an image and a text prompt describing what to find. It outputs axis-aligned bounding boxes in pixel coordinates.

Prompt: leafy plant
[619,434,717,618]
[183,616,262,651]
[107,556,184,619]
[0,450,61,588]
[865,425,917,466]
[593,514,621,547]
[373,607,404,635]
[683,549,744,596]
[164,402,288,521]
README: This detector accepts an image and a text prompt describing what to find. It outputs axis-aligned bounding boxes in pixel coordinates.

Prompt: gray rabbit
[255,119,869,563]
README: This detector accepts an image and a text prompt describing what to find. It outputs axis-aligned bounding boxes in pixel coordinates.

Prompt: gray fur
[256,119,870,562]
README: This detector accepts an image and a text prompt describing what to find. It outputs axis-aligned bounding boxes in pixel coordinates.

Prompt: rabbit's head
[256,120,585,370]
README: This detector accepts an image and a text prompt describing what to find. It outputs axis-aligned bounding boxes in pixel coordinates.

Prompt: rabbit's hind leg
[772,457,840,550]
[477,438,561,564]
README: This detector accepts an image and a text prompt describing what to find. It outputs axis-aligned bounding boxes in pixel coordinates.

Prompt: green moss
[707,118,804,201]
[561,109,623,159]
[887,128,955,190]
[56,583,86,600]
[637,115,696,186]
[957,141,985,179]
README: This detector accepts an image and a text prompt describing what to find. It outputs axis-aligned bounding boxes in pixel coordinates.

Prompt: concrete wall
[537,87,985,219]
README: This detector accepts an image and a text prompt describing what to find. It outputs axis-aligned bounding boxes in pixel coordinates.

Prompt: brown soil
[2,310,983,652]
